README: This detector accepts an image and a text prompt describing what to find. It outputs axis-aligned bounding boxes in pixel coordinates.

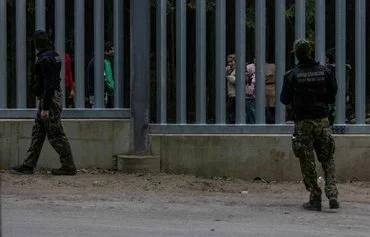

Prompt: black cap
[32,30,49,39]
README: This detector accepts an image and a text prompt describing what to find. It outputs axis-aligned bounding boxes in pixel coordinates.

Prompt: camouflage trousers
[23,91,75,169]
[292,118,338,200]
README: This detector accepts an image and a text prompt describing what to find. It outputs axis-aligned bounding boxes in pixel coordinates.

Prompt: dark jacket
[33,48,62,110]
[280,57,337,120]
[86,56,95,97]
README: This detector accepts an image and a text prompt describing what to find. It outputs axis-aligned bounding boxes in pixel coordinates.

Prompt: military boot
[51,166,77,176]
[329,198,340,209]
[9,164,34,175]
[302,197,322,211]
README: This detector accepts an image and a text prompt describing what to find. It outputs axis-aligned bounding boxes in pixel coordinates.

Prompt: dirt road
[1,171,370,237]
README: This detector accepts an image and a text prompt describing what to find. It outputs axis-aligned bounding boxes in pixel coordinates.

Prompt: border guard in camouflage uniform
[10,30,77,176]
[280,39,339,211]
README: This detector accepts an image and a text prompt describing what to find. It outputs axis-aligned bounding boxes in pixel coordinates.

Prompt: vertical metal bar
[0,0,7,108]
[315,0,325,64]
[255,0,266,124]
[35,0,45,30]
[215,0,226,124]
[34,0,45,109]
[275,0,286,124]
[355,0,366,124]
[16,0,27,108]
[176,0,187,124]
[74,0,85,108]
[295,0,306,39]
[114,0,124,108]
[196,0,206,124]
[156,0,167,123]
[235,0,246,124]
[55,0,65,108]
[335,0,346,124]
[94,0,105,108]
[130,0,150,152]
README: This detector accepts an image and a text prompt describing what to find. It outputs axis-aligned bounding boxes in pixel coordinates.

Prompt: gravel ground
[1,171,370,237]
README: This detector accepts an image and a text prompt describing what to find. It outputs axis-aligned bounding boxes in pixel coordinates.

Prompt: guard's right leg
[322,158,339,209]
[292,121,322,211]
[44,117,76,175]
[314,120,339,209]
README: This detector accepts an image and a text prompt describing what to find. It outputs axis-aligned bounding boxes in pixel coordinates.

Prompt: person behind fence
[10,30,77,176]
[65,52,75,108]
[325,48,354,124]
[280,39,339,211]
[226,55,255,123]
[86,41,115,108]
[265,62,276,124]
[226,54,236,123]
[246,62,256,124]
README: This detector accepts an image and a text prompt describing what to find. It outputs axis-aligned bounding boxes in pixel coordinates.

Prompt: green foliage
[187,0,216,12]
[245,4,256,30]
[286,0,316,42]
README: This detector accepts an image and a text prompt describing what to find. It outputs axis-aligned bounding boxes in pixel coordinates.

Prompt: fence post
[94,0,105,108]
[55,0,65,107]
[35,0,45,30]
[0,0,7,108]
[335,0,346,124]
[156,0,167,123]
[114,0,124,108]
[176,0,187,124]
[355,0,366,124]
[215,0,226,124]
[16,0,27,108]
[235,0,246,124]
[130,0,150,153]
[275,0,286,124]
[255,0,266,124]
[74,0,85,108]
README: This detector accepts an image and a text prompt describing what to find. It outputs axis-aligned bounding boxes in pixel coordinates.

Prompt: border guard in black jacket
[280,39,339,211]
[10,30,77,175]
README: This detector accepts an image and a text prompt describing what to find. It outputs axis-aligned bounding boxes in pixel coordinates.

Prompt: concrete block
[0,121,11,168]
[112,119,131,154]
[0,138,10,168]
[71,139,114,169]
[1,119,131,170]
[151,134,370,181]
[149,136,161,156]
[71,120,114,140]
[117,154,160,173]
[18,120,35,138]
[157,135,302,180]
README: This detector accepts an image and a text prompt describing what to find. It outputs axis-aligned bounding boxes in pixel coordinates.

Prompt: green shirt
[104,59,114,96]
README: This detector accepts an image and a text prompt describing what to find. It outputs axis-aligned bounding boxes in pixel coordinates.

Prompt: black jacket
[280,57,337,120]
[33,48,62,110]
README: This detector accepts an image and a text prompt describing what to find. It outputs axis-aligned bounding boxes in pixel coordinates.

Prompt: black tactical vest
[292,64,329,120]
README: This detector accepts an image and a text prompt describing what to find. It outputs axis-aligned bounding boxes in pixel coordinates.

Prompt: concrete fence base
[150,134,370,181]
[1,119,370,181]
[0,119,131,170]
